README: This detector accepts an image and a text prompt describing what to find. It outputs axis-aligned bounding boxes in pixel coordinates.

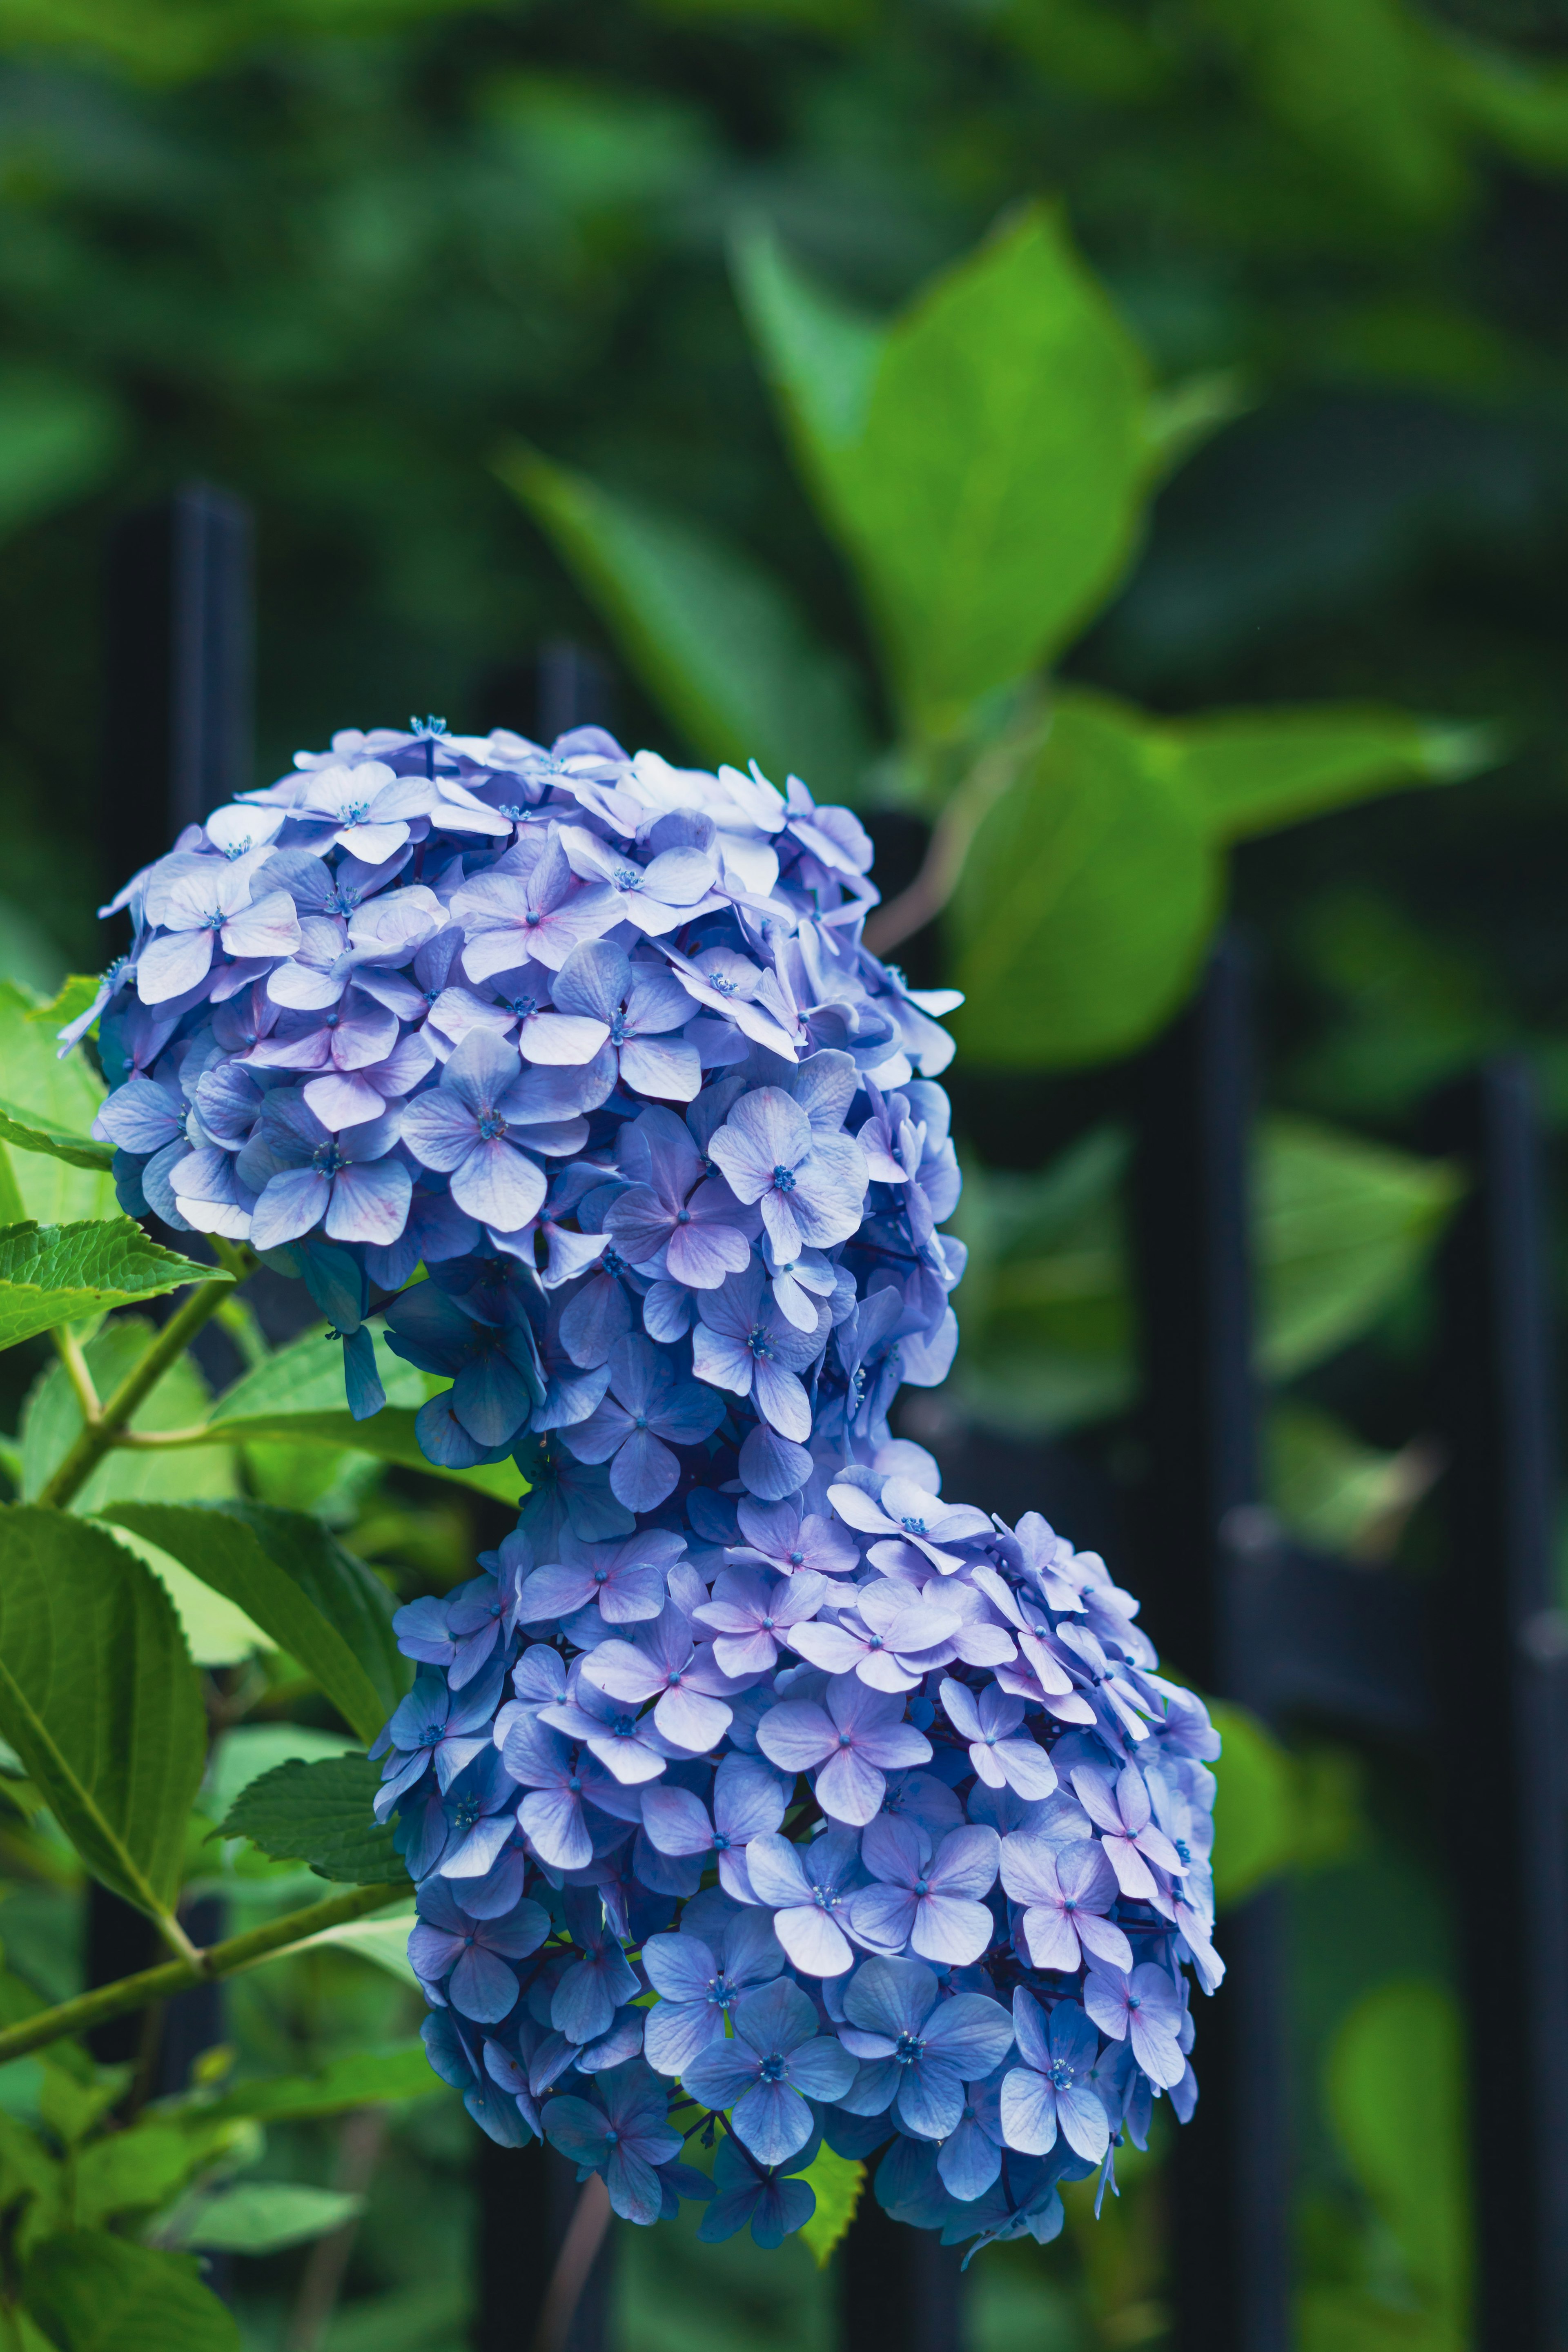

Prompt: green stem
[0,1882,408,2066]
[37,1248,254,1511]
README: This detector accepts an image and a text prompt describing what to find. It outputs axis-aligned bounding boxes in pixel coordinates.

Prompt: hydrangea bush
[86,717,1221,2258]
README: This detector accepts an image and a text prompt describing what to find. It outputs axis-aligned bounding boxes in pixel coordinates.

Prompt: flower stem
[530,2173,612,2352]
[864,695,1051,960]
[51,1322,100,1422]
[36,1243,256,1511]
[0,1882,408,2065]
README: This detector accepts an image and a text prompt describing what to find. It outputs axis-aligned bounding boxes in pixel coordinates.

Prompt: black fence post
[1430,1062,1568,2352]
[91,483,253,2091]
[1127,939,1291,2352]
[839,2193,965,2352]
[102,482,253,891]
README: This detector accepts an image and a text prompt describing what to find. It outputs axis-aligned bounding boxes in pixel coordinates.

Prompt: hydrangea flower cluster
[78,717,1222,2257]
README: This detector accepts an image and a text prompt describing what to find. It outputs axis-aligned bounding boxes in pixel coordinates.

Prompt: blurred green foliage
[0,0,1563,2341]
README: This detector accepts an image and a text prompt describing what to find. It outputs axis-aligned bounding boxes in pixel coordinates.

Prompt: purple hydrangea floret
[79,719,1223,2255]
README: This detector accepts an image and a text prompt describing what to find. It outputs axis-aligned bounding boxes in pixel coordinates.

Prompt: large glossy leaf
[220,1755,409,1887]
[948,692,1219,1069]
[498,445,870,796]
[1148,701,1496,842]
[20,1316,236,1513]
[0,982,114,1229]
[0,1510,206,1919]
[0,1219,220,1353]
[24,2231,239,2352]
[1256,1116,1463,1379]
[103,1503,406,1744]
[825,208,1148,737]
[199,1324,524,1505]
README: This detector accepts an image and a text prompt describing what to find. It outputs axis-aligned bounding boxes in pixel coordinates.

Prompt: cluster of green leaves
[0,988,497,2350]
[0,2008,440,2352]
[509,210,1495,1070]
[943,1112,1460,1555]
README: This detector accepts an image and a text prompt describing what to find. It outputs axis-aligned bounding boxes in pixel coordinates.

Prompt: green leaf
[953,1116,1461,1435]
[1208,1703,1363,1907]
[0,983,114,1231]
[71,2125,206,2228]
[948,692,1220,1069]
[498,445,870,796]
[1323,1979,1471,2316]
[1257,1116,1463,1380]
[1205,0,1463,223]
[194,2042,434,2127]
[168,2182,364,2254]
[730,224,884,520]
[204,1724,358,1823]
[0,1509,205,1920]
[0,1220,221,1353]
[199,1323,523,1504]
[826,207,1148,738]
[20,1316,236,1514]
[102,1503,406,1744]
[1433,31,1568,174]
[1149,702,1499,843]
[219,1756,409,1888]
[0,1111,111,1176]
[952,1129,1133,1436]
[102,1524,268,1669]
[288,1908,417,1986]
[1267,1403,1439,1561]
[24,2231,239,2352]
[797,2141,865,2267]
[194,2042,437,2127]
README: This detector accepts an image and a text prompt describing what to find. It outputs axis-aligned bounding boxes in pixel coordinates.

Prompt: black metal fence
[102,488,1568,2352]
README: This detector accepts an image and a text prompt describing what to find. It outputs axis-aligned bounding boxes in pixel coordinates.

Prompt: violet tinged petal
[450,1137,548,1228]
[609,1426,682,1514]
[1057,2081,1111,2163]
[731,2078,814,2167]
[448,1946,520,2025]
[682,2043,762,2111]
[325,1157,411,1245]
[250,1165,331,1250]
[909,1895,995,1968]
[998,2068,1058,2157]
[644,1999,726,2077]
[895,2059,966,2143]
[773,1907,854,1978]
[813,1748,886,1826]
[520,1787,593,1870]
